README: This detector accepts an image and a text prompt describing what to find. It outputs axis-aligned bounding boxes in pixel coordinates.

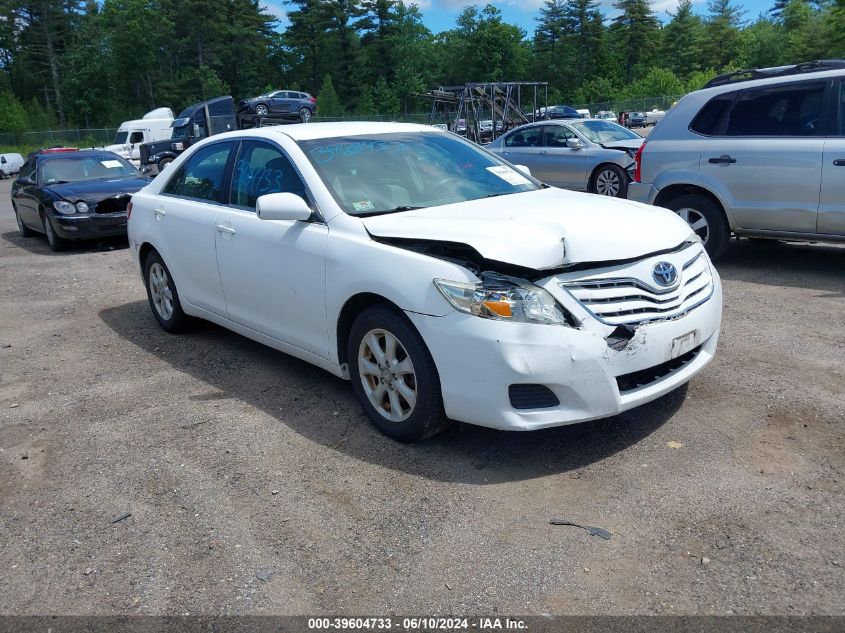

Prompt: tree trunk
[42,9,65,127]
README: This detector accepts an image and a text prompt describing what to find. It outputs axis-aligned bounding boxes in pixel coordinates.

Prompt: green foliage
[0,0,843,132]
[317,74,345,117]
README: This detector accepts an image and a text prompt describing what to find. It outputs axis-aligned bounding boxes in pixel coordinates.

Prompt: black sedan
[11,150,149,251]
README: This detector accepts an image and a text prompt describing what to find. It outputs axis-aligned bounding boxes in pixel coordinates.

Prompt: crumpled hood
[46,176,150,205]
[601,139,643,151]
[362,187,694,270]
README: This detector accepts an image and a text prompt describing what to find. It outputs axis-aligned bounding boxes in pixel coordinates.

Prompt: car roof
[250,121,440,142]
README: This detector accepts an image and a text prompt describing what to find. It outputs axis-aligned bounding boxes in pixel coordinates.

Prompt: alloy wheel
[256,105,268,116]
[357,329,417,423]
[595,168,621,197]
[148,262,174,321]
[300,108,312,123]
[675,207,710,245]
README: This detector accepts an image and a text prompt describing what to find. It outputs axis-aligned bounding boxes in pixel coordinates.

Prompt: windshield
[40,154,139,184]
[114,131,128,145]
[570,120,640,143]
[299,132,540,216]
[171,124,191,140]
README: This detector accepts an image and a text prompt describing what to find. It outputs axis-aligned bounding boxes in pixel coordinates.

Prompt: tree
[317,73,344,117]
[704,0,746,71]
[610,0,659,83]
[0,91,28,134]
[562,0,604,83]
[660,0,705,78]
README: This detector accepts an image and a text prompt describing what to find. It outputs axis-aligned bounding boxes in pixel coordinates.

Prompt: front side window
[505,127,542,147]
[20,158,35,181]
[163,142,234,202]
[837,82,845,136]
[725,81,826,136]
[230,140,306,210]
[299,132,540,216]
[129,132,144,144]
[542,126,576,147]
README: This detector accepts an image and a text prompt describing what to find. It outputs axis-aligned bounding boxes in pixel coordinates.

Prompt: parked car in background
[628,112,646,127]
[576,109,591,118]
[644,109,666,126]
[487,118,644,198]
[237,90,317,122]
[628,59,845,258]
[128,122,720,442]
[103,107,174,166]
[11,150,148,251]
[596,111,617,120]
[542,105,581,120]
[0,152,24,178]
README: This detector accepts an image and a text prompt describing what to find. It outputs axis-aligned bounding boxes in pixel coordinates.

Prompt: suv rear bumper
[627,182,657,205]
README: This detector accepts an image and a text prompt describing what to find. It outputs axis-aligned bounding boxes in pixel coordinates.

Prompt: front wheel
[42,213,67,251]
[665,193,729,259]
[157,157,173,172]
[348,305,447,443]
[592,164,628,198]
[255,104,269,116]
[143,251,190,333]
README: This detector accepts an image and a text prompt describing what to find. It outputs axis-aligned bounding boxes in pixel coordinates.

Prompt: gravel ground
[0,177,842,615]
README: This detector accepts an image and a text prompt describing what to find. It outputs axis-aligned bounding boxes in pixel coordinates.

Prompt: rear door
[819,79,845,235]
[152,140,235,315]
[700,79,826,233]
[535,124,588,190]
[497,126,547,178]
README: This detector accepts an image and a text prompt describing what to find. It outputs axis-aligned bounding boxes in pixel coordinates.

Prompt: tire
[143,250,190,333]
[299,107,312,123]
[13,203,35,237]
[591,164,628,198]
[255,104,269,116]
[665,193,729,260]
[157,157,173,172]
[42,213,67,251]
[348,305,447,443]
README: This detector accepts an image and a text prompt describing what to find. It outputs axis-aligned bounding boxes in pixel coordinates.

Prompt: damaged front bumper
[405,245,722,431]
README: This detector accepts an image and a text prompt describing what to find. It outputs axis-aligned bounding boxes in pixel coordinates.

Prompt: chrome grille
[559,247,713,326]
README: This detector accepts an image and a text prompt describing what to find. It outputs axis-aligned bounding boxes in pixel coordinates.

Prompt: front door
[818,80,845,235]
[700,79,826,233]
[535,124,588,190]
[152,140,235,315]
[214,139,329,358]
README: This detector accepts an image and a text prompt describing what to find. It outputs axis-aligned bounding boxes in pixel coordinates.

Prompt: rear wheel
[592,164,628,198]
[665,193,729,259]
[42,213,67,251]
[143,251,190,333]
[299,107,312,123]
[348,305,447,443]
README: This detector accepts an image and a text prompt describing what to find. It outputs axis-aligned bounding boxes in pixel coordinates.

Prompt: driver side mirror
[566,138,584,150]
[16,176,35,185]
[256,192,312,222]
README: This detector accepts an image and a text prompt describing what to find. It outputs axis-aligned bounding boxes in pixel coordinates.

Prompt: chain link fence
[573,95,684,115]
[0,128,117,152]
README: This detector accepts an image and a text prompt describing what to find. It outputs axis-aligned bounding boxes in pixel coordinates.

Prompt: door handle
[833,159,845,167]
[708,155,736,164]
[154,207,166,218]
[215,224,236,235]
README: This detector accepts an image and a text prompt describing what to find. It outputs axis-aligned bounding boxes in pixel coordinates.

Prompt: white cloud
[261,1,287,21]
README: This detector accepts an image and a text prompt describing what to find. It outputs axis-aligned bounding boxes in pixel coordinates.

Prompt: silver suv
[628,60,845,258]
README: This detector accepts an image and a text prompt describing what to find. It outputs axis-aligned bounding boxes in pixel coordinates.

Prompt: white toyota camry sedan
[127,122,722,442]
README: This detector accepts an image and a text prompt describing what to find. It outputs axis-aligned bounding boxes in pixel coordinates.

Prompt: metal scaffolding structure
[418,81,549,143]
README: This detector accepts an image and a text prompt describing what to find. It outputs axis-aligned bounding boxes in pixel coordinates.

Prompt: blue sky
[264,0,777,34]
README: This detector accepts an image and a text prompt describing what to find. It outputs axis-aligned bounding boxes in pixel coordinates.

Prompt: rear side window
[723,81,826,137]
[163,142,234,203]
[505,127,542,147]
[690,93,735,136]
[229,140,306,210]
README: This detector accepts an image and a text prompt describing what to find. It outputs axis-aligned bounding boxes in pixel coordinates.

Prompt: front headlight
[75,201,89,213]
[434,273,572,326]
[53,200,76,215]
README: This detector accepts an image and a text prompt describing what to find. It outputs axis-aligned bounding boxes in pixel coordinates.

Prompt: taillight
[309,96,317,103]
[633,141,646,183]
[127,201,133,219]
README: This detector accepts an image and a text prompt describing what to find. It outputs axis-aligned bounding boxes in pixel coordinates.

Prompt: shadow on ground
[100,300,686,485]
[1,230,128,256]
[716,238,845,297]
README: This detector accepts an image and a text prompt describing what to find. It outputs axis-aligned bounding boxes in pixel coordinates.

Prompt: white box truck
[104,107,174,165]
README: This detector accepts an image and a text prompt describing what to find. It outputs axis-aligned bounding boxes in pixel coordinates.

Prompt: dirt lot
[0,177,842,616]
